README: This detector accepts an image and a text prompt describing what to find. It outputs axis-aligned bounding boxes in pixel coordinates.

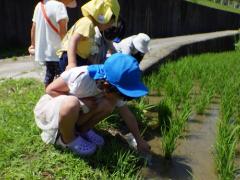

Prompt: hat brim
[81,0,119,24]
[115,82,148,98]
[134,44,150,54]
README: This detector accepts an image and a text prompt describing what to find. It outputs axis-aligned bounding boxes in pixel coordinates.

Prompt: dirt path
[141,102,219,180]
[0,56,44,81]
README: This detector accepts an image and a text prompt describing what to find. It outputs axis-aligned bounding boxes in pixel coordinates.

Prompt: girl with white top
[34,53,151,156]
[28,0,77,87]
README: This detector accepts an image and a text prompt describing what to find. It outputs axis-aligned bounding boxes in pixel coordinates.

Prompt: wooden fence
[0,0,239,50]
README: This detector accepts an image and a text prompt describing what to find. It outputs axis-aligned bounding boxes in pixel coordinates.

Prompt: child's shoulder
[48,0,64,5]
[34,1,41,9]
[34,0,65,9]
[75,17,94,28]
[46,0,66,8]
[79,17,94,25]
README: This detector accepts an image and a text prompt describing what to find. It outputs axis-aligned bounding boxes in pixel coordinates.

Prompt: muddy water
[141,102,219,180]
[147,94,163,105]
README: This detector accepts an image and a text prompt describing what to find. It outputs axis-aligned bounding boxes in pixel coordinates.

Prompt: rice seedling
[215,120,240,180]
[194,86,214,114]
[145,51,240,174]
[161,100,191,158]
[215,80,240,180]
[128,97,157,127]
[157,100,172,134]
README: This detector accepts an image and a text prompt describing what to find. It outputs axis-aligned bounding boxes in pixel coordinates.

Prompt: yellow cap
[81,0,120,24]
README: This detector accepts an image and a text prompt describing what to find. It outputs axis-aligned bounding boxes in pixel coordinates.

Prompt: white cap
[132,33,150,53]
[67,0,77,8]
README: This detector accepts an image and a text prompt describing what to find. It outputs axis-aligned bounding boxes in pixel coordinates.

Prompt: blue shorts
[44,61,61,86]
[59,52,89,73]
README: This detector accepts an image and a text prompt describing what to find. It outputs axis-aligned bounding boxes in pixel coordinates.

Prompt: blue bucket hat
[88,53,148,98]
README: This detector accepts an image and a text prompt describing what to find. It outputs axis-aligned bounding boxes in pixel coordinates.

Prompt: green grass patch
[0,79,142,179]
[186,0,240,14]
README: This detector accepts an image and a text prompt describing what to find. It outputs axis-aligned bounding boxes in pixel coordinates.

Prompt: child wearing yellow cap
[58,0,120,73]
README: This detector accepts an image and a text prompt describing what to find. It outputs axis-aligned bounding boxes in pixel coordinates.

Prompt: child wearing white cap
[58,0,120,73]
[112,33,150,63]
[34,53,150,156]
[29,0,77,87]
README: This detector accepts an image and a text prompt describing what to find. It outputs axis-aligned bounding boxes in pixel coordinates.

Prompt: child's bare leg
[77,98,115,133]
[59,96,80,144]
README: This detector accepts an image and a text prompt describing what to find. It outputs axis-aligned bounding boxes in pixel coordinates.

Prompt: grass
[1,50,240,178]
[0,79,143,179]
[186,0,240,14]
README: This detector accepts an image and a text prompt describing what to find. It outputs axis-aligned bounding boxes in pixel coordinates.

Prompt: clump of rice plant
[161,100,191,159]
[128,97,157,126]
[215,85,240,180]
[157,100,172,134]
[145,51,240,175]
[215,119,240,180]
[195,86,214,114]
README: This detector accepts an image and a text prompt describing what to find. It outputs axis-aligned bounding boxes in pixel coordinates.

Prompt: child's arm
[28,22,36,55]
[58,19,68,40]
[46,77,69,97]
[118,105,150,153]
[106,40,117,56]
[66,33,87,70]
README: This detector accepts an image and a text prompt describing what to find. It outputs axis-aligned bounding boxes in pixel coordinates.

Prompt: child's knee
[60,96,80,117]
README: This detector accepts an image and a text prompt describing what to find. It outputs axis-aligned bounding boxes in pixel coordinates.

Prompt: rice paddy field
[0,50,240,179]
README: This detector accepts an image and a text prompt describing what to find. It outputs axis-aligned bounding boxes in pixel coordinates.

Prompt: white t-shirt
[113,35,137,55]
[34,66,125,144]
[33,0,68,62]
[61,66,126,107]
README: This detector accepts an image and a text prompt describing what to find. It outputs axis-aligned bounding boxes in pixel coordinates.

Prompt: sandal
[56,136,96,156]
[81,129,105,147]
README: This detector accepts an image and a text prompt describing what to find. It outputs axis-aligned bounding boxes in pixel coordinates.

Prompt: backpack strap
[40,0,60,36]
